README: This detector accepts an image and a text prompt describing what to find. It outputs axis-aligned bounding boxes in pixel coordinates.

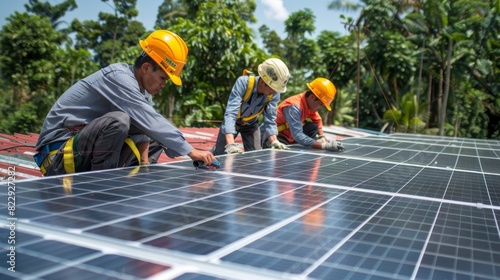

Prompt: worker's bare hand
[188,149,216,165]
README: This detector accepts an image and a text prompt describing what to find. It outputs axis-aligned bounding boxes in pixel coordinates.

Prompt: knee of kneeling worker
[303,122,319,137]
[104,111,131,132]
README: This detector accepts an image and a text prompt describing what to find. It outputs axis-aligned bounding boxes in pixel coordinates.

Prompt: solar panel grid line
[130,181,305,246]
[158,157,500,212]
[5,160,500,221]
[15,248,106,280]
[3,134,500,279]
[15,171,266,230]
[146,266,199,280]
[475,155,498,208]
[16,222,295,280]
[414,204,500,279]
[175,158,500,211]
[298,192,396,278]
[77,178,272,233]
[305,197,442,279]
[204,186,349,262]
[342,140,499,174]
[410,190,457,279]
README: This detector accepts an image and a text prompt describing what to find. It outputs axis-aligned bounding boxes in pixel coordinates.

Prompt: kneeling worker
[211,58,290,155]
[269,78,345,152]
[34,30,216,176]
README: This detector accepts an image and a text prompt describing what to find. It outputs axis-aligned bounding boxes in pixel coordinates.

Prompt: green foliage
[0,12,63,107]
[331,89,355,126]
[71,0,145,66]
[382,93,428,133]
[0,102,41,134]
[154,1,266,126]
[25,0,77,32]
[0,0,498,139]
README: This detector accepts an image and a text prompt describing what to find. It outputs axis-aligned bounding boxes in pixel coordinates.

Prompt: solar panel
[1,133,500,279]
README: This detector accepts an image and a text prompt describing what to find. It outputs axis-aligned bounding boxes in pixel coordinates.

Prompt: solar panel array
[1,133,500,279]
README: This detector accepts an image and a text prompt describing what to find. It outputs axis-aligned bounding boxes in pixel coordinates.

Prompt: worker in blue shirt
[211,58,291,155]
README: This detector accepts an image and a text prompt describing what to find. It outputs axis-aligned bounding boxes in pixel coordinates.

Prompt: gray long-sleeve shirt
[282,106,316,147]
[36,63,192,158]
[221,75,279,139]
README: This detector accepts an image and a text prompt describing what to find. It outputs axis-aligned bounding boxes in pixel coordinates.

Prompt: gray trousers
[44,111,139,176]
[212,121,261,156]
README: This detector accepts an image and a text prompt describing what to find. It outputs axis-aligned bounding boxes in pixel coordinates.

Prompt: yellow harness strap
[237,71,274,125]
[237,74,256,120]
[241,94,272,123]
[61,136,142,175]
[277,118,312,133]
[277,123,289,132]
[39,149,59,175]
[63,136,76,174]
[124,137,142,165]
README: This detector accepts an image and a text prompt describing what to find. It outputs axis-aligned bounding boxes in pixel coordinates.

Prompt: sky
[1,0,359,42]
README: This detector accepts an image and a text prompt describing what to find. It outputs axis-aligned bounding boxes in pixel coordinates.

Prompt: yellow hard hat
[306,78,336,111]
[139,30,188,86]
[257,58,290,93]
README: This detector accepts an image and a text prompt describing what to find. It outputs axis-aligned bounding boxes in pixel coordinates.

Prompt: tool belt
[33,140,66,175]
[34,135,140,176]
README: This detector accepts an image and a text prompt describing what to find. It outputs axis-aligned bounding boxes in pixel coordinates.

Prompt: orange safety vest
[276,92,323,143]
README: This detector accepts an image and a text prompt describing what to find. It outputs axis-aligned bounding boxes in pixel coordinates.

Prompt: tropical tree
[154,0,266,127]
[71,0,146,66]
[24,0,77,32]
[0,12,67,133]
[382,93,428,133]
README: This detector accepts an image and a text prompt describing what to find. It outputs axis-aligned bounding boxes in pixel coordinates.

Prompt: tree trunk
[437,69,443,134]
[439,38,453,136]
[426,73,432,129]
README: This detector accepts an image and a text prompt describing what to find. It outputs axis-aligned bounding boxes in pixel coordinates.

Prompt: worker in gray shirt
[211,58,291,155]
[34,30,216,176]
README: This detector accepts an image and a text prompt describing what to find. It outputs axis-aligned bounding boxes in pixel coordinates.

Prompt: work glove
[271,140,290,150]
[224,143,243,154]
[321,139,345,152]
[317,135,329,143]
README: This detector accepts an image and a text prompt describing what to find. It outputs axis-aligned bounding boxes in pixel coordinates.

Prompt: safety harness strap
[124,137,141,165]
[237,70,274,125]
[277,118,312,133]
[237,74,255,120]
[63,135,76,174]
[39,135,142,176]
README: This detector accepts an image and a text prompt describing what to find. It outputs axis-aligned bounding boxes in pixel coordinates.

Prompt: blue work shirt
[221,75,279,140]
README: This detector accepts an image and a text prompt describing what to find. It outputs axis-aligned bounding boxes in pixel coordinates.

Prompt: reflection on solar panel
[1,133,500,279]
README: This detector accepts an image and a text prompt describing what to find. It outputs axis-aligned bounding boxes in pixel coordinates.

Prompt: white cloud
[261,0,289,21]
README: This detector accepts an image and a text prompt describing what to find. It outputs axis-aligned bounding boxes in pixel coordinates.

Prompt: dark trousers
[263,121,319,147]
[212,122,261,156]
[44,111,139,176]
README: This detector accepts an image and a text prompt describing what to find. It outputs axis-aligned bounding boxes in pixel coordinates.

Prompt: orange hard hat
[307,78,336,111]
[139,30,188,85]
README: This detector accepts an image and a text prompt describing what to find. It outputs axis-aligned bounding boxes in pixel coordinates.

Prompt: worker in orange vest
[266,78,345,152]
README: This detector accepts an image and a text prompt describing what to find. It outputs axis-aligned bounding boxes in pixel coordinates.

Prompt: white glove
[336,140,345,152]
[317,135,329,143]
[224,143,243,154]
[271,140,290,150]
[321,139,345,152]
